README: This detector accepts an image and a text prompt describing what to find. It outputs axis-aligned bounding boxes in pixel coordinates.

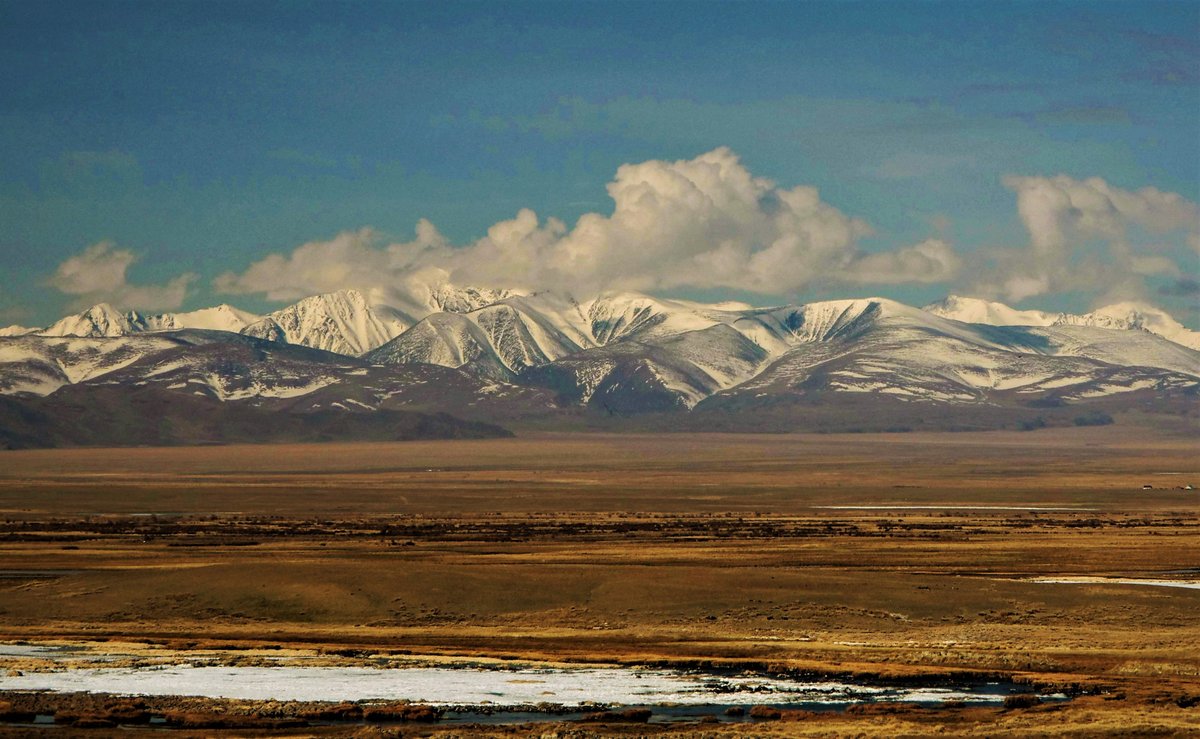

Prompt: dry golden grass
[0,426,1197,735]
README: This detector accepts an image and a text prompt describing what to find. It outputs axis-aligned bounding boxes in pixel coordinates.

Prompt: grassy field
[0,426,1197,735]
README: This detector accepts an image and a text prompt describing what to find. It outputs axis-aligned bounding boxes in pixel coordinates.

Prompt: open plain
[0,426,1197,736]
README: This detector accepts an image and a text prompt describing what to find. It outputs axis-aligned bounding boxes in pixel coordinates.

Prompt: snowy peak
[144,304,262,333]
[364,312,512,380]
[583,292,726,344]
[784,298,889,342]
[428,283,518,314]
[472,302,581,372]
[579,295,934,354]
[41,303,140,338]
[925,295,1056,327]
[926,295,1199,351]
[0,325,38,337]
[366,296,587,377]
[38,302,262,338]
[1056,302,1200,351]
[750,297,952,347]
[243,289,409,356]
[5,288,1198,434]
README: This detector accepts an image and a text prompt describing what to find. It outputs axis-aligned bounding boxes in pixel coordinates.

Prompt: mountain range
[1,287,1196,447]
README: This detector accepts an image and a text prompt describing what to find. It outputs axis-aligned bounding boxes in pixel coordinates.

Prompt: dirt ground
[0,426,1197,735]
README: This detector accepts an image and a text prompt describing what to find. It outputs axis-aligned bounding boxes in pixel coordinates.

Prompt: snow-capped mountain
[0,331,248,396]
[703,298,1198,412]
[1056,303,1200,351]
[142,304,262,333]
[427,283,519,314]
[40,303,141,338]
[4,289,1196,445]
[362,291,1197,411]
[235,284,526,357]
[36,302,261,338]
[366,291,785,407]
[26,279,513,353]
[924,295,1057,327]
[85,336,366,402]
[240,289,410,356]
[30,291,1198,367]
[523,323,769,411]
[926,295,1200,351]
[365,293,592,377]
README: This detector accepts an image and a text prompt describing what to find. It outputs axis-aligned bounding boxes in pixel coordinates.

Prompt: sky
[1,0,1197,328]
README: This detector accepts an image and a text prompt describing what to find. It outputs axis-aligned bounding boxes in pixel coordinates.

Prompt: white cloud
[48,242,196,312]
[977,175,1199,302]
[842,239,961,284]
[213,221,453,302]
[216,148,958,302]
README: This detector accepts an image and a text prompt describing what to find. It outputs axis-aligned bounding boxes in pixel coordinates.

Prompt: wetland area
[0,427,1197,736]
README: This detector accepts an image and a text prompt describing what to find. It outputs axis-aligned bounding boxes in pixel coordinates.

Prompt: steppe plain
[0,425,1197,736]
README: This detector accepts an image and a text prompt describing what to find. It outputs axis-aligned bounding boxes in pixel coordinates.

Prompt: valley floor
[0,427,1197,735]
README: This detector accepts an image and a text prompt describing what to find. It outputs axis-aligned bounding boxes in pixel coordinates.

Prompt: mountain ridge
[925,295,1200,351]
[21,290,1199,354]
[2,290,1196,445]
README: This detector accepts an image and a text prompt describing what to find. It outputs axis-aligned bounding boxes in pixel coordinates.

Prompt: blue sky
[1,0,1197,326]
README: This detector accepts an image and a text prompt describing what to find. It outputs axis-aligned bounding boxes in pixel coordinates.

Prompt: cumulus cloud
[213,221,454,308]
[216,148,958,302]
[48,241,196,312]
[975,175,1199,302]
[842,239,961,284]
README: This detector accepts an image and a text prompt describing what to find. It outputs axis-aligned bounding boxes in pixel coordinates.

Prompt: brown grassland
[0,426,1197,736]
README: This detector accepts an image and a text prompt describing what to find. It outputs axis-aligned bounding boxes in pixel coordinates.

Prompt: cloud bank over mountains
[45,148,1199,314]
[982,175,1200,303]
[213,148,960,303]
[48,242,197,312]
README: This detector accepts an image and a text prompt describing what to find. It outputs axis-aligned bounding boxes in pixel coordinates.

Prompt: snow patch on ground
[1072,379,1158,398]
[815,506,1098,511]
[1027,577,1200,590]
[0,661,1027,706]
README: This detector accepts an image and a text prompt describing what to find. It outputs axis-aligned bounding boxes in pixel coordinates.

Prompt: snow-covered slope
[0,332,217,396]
[1056,302,1200,351]
[517,297,910,410]
[1024,324,1200,378]
[62,333,560,422]
[365,312,512,379]
[926,295,1200,351]
[524,323,770,410]
[706,298,1199,409]
[41,304,140,338]
[369,291,781,407]
[234,282,527,358]
[582,293,724,344]
[143,304,262,333]
[366,294,591,376]
[14,290,1197,424]
[86,339,356,402]
[925,295,1057,327]
[38,302,261,338]
[367,291,1198,410]
[427,283,519,314]
[242,290,409,356]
